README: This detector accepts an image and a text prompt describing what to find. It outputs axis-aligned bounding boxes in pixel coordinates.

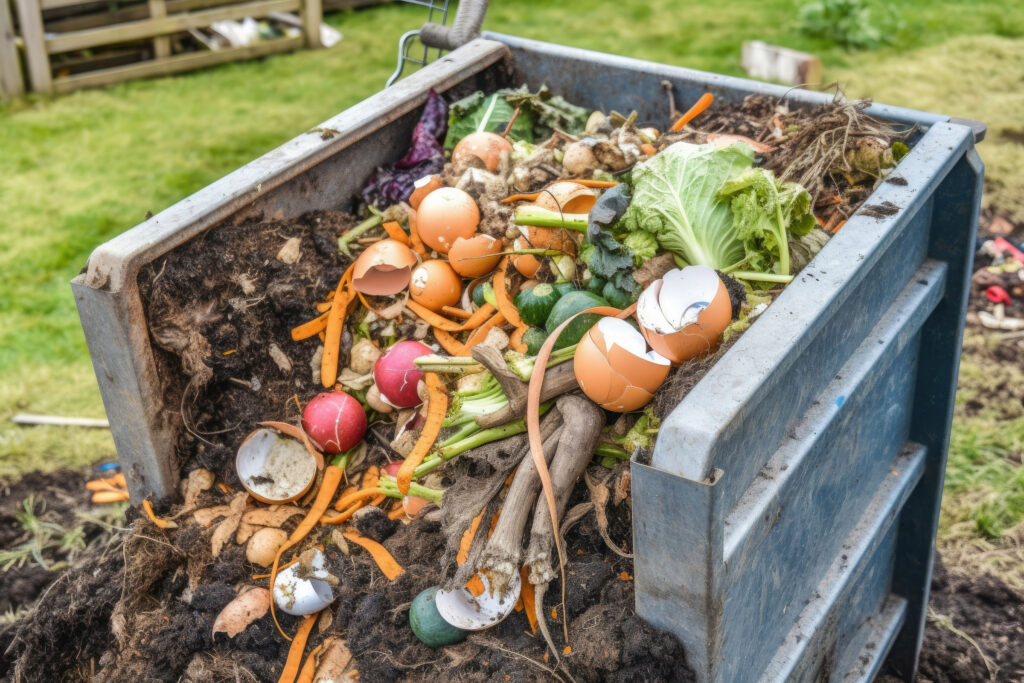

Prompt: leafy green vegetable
[622,142,813,279]
[891,141,910,162]
[583,184,640,304]
[623,230,658,266]
[622,142,751,270]
[718,168,815,276]
[444,92,535,149]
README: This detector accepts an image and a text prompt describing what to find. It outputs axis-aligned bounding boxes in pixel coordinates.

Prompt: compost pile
[5,86,909,682]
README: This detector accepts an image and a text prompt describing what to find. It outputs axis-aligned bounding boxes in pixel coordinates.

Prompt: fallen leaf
[242,505,305,528]
[313,637,353,682]
[211,492,248,558]
[212,587,271,638]
[193,505,231,527]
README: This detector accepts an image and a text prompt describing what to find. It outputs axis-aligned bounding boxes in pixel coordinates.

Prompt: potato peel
[211,587,271,638]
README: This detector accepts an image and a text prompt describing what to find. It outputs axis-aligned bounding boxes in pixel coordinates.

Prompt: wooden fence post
[300,0,321,48]
[147,0,172,59]
[0,0,25,97]
[13,0,50,93]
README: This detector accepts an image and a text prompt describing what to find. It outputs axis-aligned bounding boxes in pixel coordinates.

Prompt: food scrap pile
[5,86,909,682]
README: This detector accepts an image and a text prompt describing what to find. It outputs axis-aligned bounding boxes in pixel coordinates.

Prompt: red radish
[373,341,432,408]
[301,391,367,454]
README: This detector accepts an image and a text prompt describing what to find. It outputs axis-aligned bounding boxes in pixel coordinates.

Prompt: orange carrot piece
[407,209,430,258]
[381,221,409,245]
[520,568,538,634]
[278,613,317,683]
[85,473,126,491]
[296,642,326,683]
[433,328,471,356]
[464,311,507,348]
[500,191,542,204]
[321,487,390,524]
[270,465,344,640]
[509,326,527,354]
[641,143,656,156]
[441,306,473,320]
[670,92,714,132]
[92,490,130,503]
[493,259,527,352]
[291,311,330,342]
[572,179,620,188]
[457,511,485,565]
[252,556,300,580]
[260,421,325,470]
[831,219,847,234]
[343,530,405,580]
[408,300,496,332]
[396,373,447,496]
[142,499,176,529]
[321,267,356,387]
[387,506,406,520]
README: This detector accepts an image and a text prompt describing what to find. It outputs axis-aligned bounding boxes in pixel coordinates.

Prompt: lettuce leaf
[444,91,535,150]
[623,230,658,266]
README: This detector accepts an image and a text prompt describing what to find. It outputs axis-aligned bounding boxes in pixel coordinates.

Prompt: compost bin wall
[71,36,983,682]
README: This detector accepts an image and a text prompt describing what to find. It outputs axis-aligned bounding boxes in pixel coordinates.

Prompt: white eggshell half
[636,280,675,335]
[236,429,317,504]
[434,571,521,631]
[272,549,335,616]
[658,266,721,330]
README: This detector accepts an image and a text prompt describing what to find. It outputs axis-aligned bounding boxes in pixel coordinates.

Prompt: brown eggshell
[511,237,540,278]
[409,259,463,312]
[416,187,480,253]
[574,325,623,405]
[409,175,444,209]
[352,239,419,296]
[534,181,599,215]
[575,318,670,412]
[641,276,732,365]
[452,132,512,172]
[448,233,503,277]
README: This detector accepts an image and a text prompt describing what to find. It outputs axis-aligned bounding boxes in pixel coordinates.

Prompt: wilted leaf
[212,587,271,638]
[211,492,248,558]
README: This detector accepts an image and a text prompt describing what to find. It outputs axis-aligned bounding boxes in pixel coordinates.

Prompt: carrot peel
[278,613,317,683]
[343,529,405,580]
[142,499,177,529]
[396,373,447,495]
[670,92,714,132]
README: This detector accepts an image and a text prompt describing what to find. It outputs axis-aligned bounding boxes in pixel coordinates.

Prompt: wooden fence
[3,0,327,95]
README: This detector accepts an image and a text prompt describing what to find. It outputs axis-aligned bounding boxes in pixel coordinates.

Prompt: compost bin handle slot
[419,0,488,51]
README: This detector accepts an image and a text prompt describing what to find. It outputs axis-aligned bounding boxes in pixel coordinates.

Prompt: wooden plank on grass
[46,0,298,53]
[51,34,301,92]
[321,0,389,9]
[45,0,246,33]
[13,0,51,92]
[1,0,25,96]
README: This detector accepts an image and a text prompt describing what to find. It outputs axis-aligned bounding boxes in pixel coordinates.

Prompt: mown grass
[1,0,1022,561]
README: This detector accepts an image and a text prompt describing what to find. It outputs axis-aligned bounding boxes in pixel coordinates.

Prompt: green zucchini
[552,281,577,298]
[409,587,467,647]
[514,283,562,327]
[521,327,549,355]
[602,281,637,310]
[585,276,607,294]
[545,290,609,349]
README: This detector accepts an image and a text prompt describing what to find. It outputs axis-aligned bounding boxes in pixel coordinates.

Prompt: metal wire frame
[385,0,451,87]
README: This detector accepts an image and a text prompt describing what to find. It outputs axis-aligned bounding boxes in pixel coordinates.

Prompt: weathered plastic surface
[72,36,982,682]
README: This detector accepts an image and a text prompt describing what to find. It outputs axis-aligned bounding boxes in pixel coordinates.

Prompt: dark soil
[137,210,356,490]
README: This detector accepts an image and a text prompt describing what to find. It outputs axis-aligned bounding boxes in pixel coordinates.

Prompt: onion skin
[301,391,367,454]
[373,341,433,408]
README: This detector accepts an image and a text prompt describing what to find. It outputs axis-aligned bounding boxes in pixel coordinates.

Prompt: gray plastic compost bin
[72,35,983,683]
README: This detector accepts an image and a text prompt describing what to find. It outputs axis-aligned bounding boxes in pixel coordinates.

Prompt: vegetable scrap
[12,84,913,682]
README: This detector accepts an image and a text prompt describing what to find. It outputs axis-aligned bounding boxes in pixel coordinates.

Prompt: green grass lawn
[2,0,1022,562]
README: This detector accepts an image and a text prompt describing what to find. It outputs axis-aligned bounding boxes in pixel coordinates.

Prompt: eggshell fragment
[416,187,480,254]
[273,549,335,616]
[534,181,599,215]
[452,132,512,172]
[574,317,670,412]
[236,430,317,504]
[435,570,521,630]
[448,234,503,277]
[409,175,444,209]
[212,587,272,638]
[352,239,419,296]
[637,266,732,365]
[409,260,463,312]
[246,527,288,567]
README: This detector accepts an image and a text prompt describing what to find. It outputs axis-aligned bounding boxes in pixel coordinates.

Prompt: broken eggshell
[636,265,732,365]
[434,570,521,631]
[351,239,419,296]
[235,429,317,504]
[574,317,671,412]
[533,181,599,215]
[272,548,335,616]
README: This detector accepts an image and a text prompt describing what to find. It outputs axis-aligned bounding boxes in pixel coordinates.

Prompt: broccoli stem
[412,419,530,479]
[377,477,445,503]
[513,205,589,232]
[595,442,630,460]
